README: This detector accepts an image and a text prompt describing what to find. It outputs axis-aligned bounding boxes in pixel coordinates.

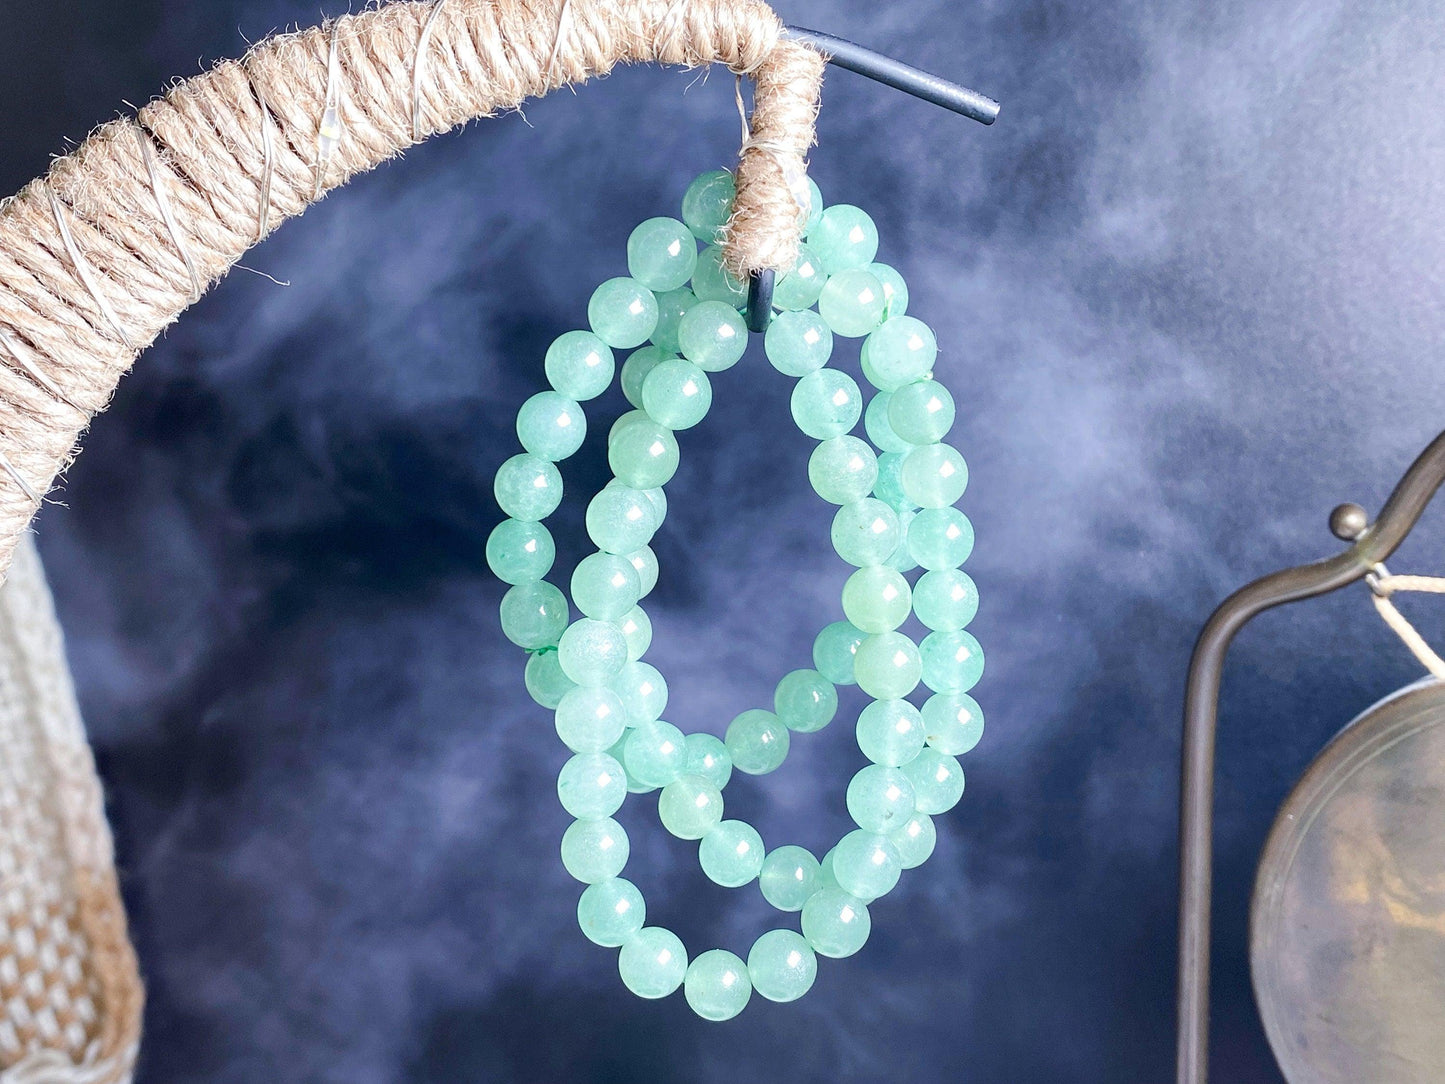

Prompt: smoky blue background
[4,0,1445,1080]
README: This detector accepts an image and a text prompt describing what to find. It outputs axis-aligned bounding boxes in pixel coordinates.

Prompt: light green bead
[623,720,688,788]
[831,499,901,567]
[773,668,837,733]
[873,451,914,513]
[864,391,911,453]
[913,569,978,631]
[516,390,585,461]
[571,553,641,621]
[855,698,926,767]
[557,618,628,685]
[677,300,747,372]
[685,732,732,790]
[692,245,747,307]
[791,368,862,439]
[485,518,554,585]
[841,566,912,633]
[627,216,698,291]
[811,204,879,274]
[764,309,833,376]
[684,949,751,1021]
[618,605,652,661]
[624,546,659,598]
[833,829,902,901]
[886,510,919,574]
[699,820,764,886]
[524,649,574,708]
[608,409,651,448]
[557,752,627,819]
[555,686,627,753]
[902,443,968,508]
[863,316,938,391]
[908,507,975,570]
[658,774,725,840]
[818,268,887,338]
[813,620,866,685]
[586,485,656,554]
[611,660,667,726]
[869,262,909,318]
[650,288,696,353]
[609,417,680,490]
[619,927,687,998]
[588,277,659,349]
[920,630,984,694]
[747,929,817,1003]
[773,242,827,310]
[638,484,668,525]
[801,177,825,236]
[902,748,965,814]
[759,846,821,911]
[890,813,936,869]
[500,582,568,650]
[808,436,878,505]
[725,709,790,775]
[853,631,922,700]
[641,358,712,429]
[606,734,655,795]
[682,169,735,242]
[561,817,629,882]
[494,453,563,521]
[578,877,645,946]
[889,379,955,444]
[545,330,615,401]
[802,887,871,958]
[846,765,916,833]
[923,692,984,755]
[620,346,674,408]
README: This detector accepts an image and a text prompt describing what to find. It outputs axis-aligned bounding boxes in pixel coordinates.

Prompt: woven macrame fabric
[0,537,140,1084]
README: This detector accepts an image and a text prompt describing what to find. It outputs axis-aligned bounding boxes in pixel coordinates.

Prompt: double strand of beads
[487,169,984,1021]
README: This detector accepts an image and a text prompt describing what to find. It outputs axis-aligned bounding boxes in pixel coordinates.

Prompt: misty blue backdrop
[5,1,1445,1081]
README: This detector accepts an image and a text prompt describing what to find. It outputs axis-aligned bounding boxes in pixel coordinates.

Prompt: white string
[1366,565,1445,680]
[133,125,201,303]
[45,187,134,351]
[412,0,449,141]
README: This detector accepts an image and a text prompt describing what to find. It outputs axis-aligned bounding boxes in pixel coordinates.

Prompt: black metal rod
[783,26,1001,125]
[1176,428,1445,1084]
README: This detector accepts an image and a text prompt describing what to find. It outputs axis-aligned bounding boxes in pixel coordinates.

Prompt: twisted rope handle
[1367,568,1445,680]
[0,0,824,585]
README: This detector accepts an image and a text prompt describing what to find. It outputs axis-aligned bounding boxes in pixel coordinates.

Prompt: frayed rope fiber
[0,0,825,586]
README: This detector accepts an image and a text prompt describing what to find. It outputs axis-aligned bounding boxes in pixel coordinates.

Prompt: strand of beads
[486,169,984,1020]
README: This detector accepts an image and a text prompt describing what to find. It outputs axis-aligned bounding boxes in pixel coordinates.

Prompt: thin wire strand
[133,125,201,303]
[0,452,40,505]
[0,329,84,413]
[46,187,134,351]
[412,0,449,141]
[253,78,277,242]
[548,0,572,82]
[314,18,345,199]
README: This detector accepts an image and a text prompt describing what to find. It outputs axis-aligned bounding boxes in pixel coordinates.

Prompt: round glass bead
[545,330,615,401]
[886,509,919,574]
[772,242,828,310]
[500,582,569,650]
[684,732,733,790]
[588,277,659,349]
[748,930,817,1003]
[650,288,696,353]
[888,379,955,444]
[818,268,888,338]
[832,829,902,901]
[773,668,837,733]
[759,846,821,912]
[831,499,901,567]
[868,262,909,318]
[624,546,659,598]
[555,686,628,753]
[658,774,725,840]
[811,204,879,274]
[902,748,966,814]
[619,927,687,999]
[638,484,668,525]
[586,485,657,554]
[920,629,985,693]
[846,765,917,833]
[901,443,968,508]
[890,812,937,869]
[620,345,673,409]
[570,553,641,621]
[524,649,574,709]
[922,692,984,755]
[618,605,652,661]
[912,569,979,632]
[516,390,586,461]
[494,453,563,521]
[561,816,629,882]
[725,709,790,775]
[681,169,735,242]
[791,368,863,439]
[608,417,680,490]
[808,436,878,505]
[864,391,911,453]
[855,698,927,767]
[579,877,645,947]
[684,950,751,1021]
[641,358,712,429]
[853,631,922,700]
[841,566,912,633]
[813,620,866,685]
[677,300,747,372]
[557,752,627,819]
[627,216,698,291]
[872,451,913,513]
[908,507,975,570]
[763,309,833,376]
[557,618,628,685]
[692,245,747,307]
[699,819,765,886]
[802,887,871,958]
[485,518,555,585]
[802,177,825,236]
[862,316,938,390]
[622,719,688,788]
[611,660,667,726]
[606,734,654,795]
